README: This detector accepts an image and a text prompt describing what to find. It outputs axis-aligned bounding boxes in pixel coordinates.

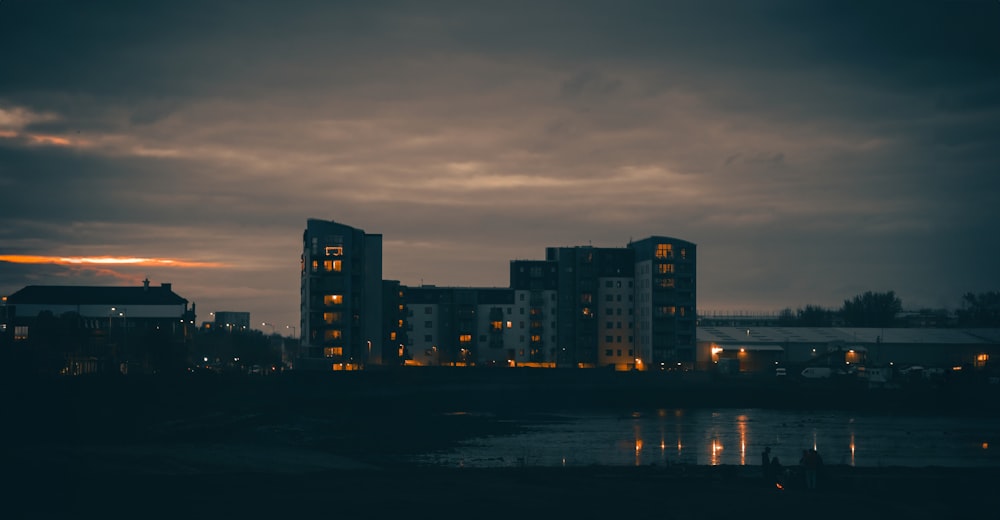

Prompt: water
[418,409,1000,468]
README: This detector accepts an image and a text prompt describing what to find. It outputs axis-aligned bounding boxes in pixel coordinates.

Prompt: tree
[777,308,796,326]
[958,291,1000,327]
[798,305,835,327]
[840,291,902,327]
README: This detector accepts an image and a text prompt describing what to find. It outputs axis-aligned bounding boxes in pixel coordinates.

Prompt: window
[605,349,613,356]
[459,334,472,343]
[680,248,687,259]
[325,246,343,256]
[656,243,673,259]
[424,306,433,314]
[424,335,433,342]
[323,312,342,324]
[323,347,343,357]
[531,335,541,343]
[581,293,593,303]
[424,321,432,328]
[397,319,403,327]
[311,260,319,272]
[605,336,613,343]
[491,320,503,331]
[390,332,397,341]
[324,294,343,305]
[605,281,613,288]
[658,263,675,274]
[506,321,513,328]
[519,293,525,301]
[324,329,342,341]
[616,349,622,356]
[605,295,614,302]
[324,260,342,272]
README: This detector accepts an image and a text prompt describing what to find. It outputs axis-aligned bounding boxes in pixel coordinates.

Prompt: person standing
[802,449,820,490]
[761,447,772,483]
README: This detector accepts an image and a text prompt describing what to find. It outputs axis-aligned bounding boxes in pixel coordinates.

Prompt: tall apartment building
[509,260,559,365]
[300,218,382,370]
[297,219,694,371]
[628,236,697,369]
[545,247,635,368]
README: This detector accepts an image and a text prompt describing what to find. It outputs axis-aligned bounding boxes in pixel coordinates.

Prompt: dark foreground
[3,370,998,519]
[7,461,995,519]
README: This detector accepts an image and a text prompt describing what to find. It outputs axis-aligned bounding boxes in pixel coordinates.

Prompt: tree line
[776,290,1000,328]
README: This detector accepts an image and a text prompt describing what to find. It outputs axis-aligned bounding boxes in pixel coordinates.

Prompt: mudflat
[3,370,997,519]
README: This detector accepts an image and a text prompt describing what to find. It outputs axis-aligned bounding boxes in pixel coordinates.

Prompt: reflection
[850,432,856,466]
[737,414,748,466]
[710,439,723,466]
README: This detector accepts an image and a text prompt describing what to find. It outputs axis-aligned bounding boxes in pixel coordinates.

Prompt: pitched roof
[7,284,187,306]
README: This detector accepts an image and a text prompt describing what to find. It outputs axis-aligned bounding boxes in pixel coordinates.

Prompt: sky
[2,0,999,333]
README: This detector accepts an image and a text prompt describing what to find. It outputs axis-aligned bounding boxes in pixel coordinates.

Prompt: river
[417,408,1000,468]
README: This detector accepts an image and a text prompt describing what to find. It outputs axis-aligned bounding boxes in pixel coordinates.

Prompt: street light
[262,322,275,335]
[286,325,296,338]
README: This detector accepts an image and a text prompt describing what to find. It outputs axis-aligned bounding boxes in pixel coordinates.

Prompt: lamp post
[286,325,296,339]
[262,322,275,335]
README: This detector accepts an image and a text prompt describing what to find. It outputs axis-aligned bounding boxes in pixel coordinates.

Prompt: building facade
[300,218,383,370]
[1,279,196,374]
[629,237,698,369]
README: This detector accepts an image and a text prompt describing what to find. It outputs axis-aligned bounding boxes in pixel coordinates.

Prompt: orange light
[0,254,224,268]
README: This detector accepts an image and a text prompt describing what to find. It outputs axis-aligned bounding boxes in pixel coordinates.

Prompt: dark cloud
[2,0,999,329]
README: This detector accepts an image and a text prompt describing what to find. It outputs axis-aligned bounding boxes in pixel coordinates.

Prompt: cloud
[1,1,998,330]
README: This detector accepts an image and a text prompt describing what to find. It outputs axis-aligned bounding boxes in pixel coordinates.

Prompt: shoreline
[4,373,998,518]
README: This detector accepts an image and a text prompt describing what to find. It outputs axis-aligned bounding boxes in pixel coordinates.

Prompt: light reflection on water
[419,409,1000,469]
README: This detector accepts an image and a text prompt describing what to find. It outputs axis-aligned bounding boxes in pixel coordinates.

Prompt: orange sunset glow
[0,255,225,268]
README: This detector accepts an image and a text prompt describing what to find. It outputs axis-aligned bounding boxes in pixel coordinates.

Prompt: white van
[801,367,832,379]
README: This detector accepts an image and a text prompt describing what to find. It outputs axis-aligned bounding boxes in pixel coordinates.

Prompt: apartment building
[300,218,383,370]
[629,236,698,369]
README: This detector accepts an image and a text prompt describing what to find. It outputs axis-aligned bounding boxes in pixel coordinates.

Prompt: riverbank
[3,371,997,518]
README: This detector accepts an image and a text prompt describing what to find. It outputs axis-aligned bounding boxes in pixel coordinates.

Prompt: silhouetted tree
[798,305,836,327]
[840,291,902,327]
[777,308,796,326]
[958,291,1000,327]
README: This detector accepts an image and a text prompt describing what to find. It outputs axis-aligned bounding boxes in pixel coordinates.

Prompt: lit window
[459,334,472,343]
[656,244,673,259]
[397,319,403,327]
[323,312,342,324]
[658,263,675,274]
[390,332,397,341]
[325,246,343,256]
[976,354,989,367]
[324,329,342,341]
[324,294,343,305]
[14,325,28,341]
[531,335,541,342]
[311,260,319,272]
[506,321,513,328]
[491,320,503,331]
[323,347,343,357]
[324,260,342,272]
